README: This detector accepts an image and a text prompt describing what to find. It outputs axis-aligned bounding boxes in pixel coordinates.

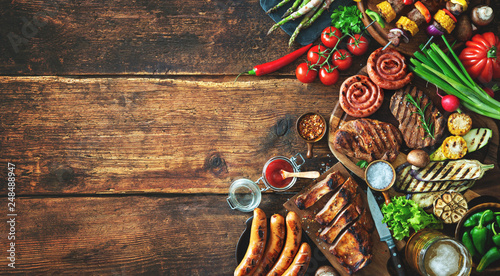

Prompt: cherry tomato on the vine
[347,34,369,56]
[321,26,342,48]
[296,63,317,83]
[319,65,340,86]
[307,45,329,66]
[331,49,352,71]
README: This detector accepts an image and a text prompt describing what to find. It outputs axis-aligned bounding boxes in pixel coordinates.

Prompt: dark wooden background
[0,0,499,275]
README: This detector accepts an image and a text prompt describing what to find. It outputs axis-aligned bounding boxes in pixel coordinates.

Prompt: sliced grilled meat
[315,178,359,226]
[390,86,445,148]
[319,196,363,244]
[295,171,346,210]
[329,218,373,275]
[332,118,403,163]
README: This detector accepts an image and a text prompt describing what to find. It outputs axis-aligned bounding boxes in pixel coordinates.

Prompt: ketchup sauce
[264,159,294,189]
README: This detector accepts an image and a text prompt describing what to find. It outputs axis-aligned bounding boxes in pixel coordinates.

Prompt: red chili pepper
[239,43,313,79]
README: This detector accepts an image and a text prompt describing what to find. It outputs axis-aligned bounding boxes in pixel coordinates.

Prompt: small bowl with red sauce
[296,112,326,159]
[261,153,305,191]
[227,153,305,212]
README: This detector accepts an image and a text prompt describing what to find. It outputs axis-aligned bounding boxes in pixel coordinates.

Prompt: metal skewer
[421,35,434,51]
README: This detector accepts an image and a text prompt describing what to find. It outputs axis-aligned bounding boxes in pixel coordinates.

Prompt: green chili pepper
[462,230,477,257]
[496,214,500,227]
[464,211,485,227]
[365,9,385,29]
[464,210,494,227]
[472,211,490,255]
[492,222,500,247]
[477,247,500,272]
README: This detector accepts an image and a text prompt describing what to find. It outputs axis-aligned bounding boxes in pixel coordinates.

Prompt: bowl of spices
[365,160,396,205]
[296,112,326,158]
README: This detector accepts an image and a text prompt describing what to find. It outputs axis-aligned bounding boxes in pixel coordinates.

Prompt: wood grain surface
[1,0,499,275]
[0,76,344,194]
[0,194,290,275]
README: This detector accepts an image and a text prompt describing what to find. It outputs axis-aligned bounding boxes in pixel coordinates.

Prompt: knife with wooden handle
[367,188,406,276]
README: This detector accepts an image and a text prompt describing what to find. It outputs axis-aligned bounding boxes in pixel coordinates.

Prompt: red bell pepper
[459,32,500,84]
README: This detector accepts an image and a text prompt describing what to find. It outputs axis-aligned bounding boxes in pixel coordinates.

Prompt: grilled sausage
[267,212,302,276]
[281,242,312,276]
[234,208,267,276]
[339,75,383,118]
[367,47,413,90]
[253,214,286,276]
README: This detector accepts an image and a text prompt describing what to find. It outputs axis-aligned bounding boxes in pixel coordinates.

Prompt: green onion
[410,35,500,120]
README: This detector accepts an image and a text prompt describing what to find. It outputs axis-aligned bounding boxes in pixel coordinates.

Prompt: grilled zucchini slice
[462,128,492,152]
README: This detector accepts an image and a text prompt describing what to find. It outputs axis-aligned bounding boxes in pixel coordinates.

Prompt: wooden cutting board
[283,162,393,276]
[327,67,499,196]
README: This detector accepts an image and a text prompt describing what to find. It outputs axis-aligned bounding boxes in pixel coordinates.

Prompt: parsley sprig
[405,93,435,140]
[330,5,364,35]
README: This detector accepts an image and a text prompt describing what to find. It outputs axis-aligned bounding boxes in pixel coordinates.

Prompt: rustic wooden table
[0,0,499,275]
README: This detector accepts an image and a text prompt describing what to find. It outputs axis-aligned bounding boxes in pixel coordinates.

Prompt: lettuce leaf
[381,196,442,240]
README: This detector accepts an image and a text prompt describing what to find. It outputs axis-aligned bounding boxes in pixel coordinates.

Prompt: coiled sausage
[367,47,413,90]
[339,75,383,118]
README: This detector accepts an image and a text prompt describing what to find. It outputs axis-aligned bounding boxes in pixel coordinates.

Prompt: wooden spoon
[280,170,320,179]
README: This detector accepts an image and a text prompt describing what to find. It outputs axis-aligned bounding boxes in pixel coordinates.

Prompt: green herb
[356,160,368,169]
[381,196,442,240]
[405,93,435,140]
[411,36,500,120]
[330,5,363,35]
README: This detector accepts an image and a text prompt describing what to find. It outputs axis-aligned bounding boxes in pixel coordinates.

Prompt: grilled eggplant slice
[410,160,494,182]
[409,192,443,209]
[395,164,476,193]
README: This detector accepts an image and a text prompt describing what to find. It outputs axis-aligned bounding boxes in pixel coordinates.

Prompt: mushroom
[407,149,430,168]
[315,265,339,276]
[471,5,494,27]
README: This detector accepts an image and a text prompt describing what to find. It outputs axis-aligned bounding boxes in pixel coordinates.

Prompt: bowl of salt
[365,160,396,205]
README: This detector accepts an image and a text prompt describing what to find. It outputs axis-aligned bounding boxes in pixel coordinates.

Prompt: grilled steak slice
[329,218,373,275]
[390,85,445,148]
[315,177,359,225]
[319,196,363,244]
[332,118,403,163]
[295,171,346,210]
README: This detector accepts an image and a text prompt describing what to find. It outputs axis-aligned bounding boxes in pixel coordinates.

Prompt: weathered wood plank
[0,0,293,75]
[0,194,290,275]
[2,0,497,75]
[0,76,342,194]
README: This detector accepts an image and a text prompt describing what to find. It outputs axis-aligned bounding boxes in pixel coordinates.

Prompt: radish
[436,88,460,112]
[483,84,498,98]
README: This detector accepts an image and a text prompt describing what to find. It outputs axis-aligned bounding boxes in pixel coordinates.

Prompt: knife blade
[367,188,406,276]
